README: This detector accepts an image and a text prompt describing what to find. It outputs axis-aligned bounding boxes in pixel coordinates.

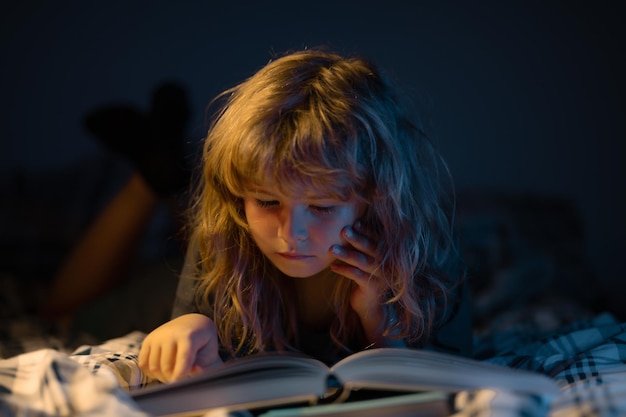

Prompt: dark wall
[2,1,624,311]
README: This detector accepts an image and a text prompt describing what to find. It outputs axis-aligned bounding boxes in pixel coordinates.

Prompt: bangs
[205,49,384,205]
[231,124,364,201]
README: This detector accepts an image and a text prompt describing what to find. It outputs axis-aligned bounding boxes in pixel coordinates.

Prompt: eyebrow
[247,187,276,196]
[247,187,344,203]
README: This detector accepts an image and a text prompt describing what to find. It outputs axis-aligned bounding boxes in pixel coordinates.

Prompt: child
[138,48,472,383]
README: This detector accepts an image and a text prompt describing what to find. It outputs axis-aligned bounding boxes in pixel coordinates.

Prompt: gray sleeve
[170,242,204,319]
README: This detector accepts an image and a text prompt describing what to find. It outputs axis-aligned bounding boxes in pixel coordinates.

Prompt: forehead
[246,177,346,201]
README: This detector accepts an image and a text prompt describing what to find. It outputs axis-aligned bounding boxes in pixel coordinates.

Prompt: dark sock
[83,81,193,197]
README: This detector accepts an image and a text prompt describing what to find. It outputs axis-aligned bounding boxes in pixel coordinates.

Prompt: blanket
[1,313,625,417]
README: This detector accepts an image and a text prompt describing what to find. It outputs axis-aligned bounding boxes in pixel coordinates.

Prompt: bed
[1,162,625,416]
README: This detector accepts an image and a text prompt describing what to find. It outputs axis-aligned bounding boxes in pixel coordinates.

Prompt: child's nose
[278,206,308,242]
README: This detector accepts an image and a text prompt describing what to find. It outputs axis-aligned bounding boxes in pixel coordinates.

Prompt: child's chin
[275,263,329,279]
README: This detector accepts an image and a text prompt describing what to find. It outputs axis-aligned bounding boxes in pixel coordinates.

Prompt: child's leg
[40,173,160,321]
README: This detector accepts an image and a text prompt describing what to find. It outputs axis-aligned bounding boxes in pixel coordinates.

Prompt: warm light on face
[243,186,363,278]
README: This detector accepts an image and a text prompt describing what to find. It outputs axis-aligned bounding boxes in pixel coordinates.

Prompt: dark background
[1,1,624,318]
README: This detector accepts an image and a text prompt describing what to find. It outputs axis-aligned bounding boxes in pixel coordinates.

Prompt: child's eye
[256,199,279,208]
[310,205,336,214]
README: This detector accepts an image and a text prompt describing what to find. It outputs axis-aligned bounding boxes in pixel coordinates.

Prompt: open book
[130,348,560,417]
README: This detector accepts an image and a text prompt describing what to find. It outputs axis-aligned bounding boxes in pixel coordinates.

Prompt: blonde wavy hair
[188,48,459,357]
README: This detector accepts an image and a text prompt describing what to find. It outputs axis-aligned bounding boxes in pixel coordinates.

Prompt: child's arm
[330,222,404,348]
[138,313,223,382]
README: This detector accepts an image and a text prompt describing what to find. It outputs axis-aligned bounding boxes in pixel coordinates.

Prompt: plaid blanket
[1,314,625,417]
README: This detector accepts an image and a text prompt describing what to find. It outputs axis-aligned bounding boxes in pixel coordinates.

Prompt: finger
[147,344,165,381]
[190,354,223,375]
[172,339,195,381]
[330,244,376,275]
[138,342,150,371]
[160,342,177,382]
[194,336,222,370]
[138,344,154,379]
[341,226,377,257]
[331,261,370,282]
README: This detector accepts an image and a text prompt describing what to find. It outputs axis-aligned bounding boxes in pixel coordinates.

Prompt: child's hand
[138,313,223,382]
[329,221,385,340]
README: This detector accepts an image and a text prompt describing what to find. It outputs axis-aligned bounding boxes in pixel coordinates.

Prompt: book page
[132,354,332,416]
[331,348,559,396]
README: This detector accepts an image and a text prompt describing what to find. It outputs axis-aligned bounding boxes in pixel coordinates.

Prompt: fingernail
[344,227,354,239]
[331,245,345,256]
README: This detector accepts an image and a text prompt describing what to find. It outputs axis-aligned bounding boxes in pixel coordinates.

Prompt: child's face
[243,186,363,278]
